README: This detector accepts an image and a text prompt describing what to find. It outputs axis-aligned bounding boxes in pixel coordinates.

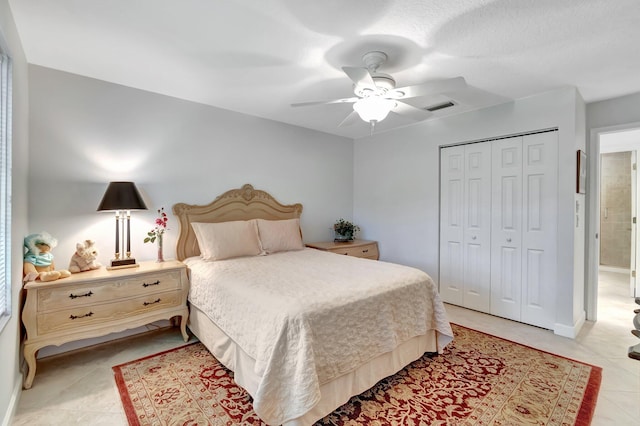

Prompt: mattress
[184,248,452,425]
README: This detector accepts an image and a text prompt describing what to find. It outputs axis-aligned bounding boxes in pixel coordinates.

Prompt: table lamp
[97,181,148,269]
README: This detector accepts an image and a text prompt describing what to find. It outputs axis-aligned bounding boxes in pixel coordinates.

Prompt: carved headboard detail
[172,184,303,260]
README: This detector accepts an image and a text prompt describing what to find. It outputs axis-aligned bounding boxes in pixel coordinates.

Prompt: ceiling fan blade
[392,101,433,121]
[393,76,467,100]
[338,110,360,127]
[291,97,359,107]
[342,66,376,89]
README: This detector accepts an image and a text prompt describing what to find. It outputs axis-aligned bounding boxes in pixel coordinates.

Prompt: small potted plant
[333,218,360,242]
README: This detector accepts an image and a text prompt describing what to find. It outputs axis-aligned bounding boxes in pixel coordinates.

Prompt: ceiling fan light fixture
[291,49,469,133]
[353,97,395,123]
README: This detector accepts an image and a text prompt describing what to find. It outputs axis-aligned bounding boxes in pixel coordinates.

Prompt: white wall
[0,0,29,424]
[354,87,586,336]
[28,66,354,268]
[574,93,587,329]
[587,92,640,130]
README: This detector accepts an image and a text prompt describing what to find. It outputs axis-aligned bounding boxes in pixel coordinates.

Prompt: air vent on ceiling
[425,101,455,112]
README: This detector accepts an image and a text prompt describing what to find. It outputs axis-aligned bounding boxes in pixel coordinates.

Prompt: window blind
[0,53,12,324]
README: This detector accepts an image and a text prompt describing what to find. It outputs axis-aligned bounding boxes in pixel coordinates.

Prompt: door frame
[587,121,640,321]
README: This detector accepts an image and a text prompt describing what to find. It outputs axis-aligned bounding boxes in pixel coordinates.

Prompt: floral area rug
[113,324,601,425]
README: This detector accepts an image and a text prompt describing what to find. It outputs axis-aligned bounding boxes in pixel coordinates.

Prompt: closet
[439,130,558,329]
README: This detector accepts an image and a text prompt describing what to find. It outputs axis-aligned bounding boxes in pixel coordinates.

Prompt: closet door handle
[471,236,477,240]
[506,238,512,243]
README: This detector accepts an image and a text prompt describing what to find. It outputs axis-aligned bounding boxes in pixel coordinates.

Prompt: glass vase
[156,234,165,262]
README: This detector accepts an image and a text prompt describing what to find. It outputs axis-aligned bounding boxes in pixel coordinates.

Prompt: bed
[173,184,453,425]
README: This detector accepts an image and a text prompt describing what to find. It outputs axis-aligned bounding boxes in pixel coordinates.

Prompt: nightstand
[21,260,189,389]
[306,239,379,260]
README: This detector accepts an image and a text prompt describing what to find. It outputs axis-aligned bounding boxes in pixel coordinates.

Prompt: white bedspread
[185,248,452,425]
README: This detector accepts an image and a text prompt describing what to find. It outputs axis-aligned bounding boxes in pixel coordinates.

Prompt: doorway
[587,125,640,321]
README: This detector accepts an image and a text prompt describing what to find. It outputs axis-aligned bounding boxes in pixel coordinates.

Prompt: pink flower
[144,207,169,244]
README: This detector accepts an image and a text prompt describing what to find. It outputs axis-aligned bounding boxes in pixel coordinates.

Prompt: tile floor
[11,270,640,425]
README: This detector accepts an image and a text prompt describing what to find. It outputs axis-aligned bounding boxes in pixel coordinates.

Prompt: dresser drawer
[329,242,379,259]
[36,290,183,335]
[37,270,183,311]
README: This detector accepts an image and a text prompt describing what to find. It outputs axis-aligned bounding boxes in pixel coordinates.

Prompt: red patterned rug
[113,324,601,425]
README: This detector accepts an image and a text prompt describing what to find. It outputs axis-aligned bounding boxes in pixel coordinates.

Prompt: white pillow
[191,220,263,261]
[256,218,304,254]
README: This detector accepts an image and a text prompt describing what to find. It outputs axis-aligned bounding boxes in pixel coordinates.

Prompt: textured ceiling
[8,0,640,139]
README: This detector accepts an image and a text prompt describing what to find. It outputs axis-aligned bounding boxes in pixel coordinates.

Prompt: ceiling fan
[292,51,467,132]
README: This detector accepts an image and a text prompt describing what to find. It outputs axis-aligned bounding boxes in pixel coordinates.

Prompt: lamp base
[107,258,140,270]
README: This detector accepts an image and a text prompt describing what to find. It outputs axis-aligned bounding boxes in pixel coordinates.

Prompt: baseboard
[1,376,22,426]
[554,311,586,339]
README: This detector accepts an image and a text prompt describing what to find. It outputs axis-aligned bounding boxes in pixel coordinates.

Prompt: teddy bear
[68,240,102,273]
[23,232,72,283]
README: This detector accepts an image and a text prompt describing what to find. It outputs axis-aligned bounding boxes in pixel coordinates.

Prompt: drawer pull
[69,312,93,320]
[362,249,369,253]
[143,298,161,306]
[143,280,161,287]
[69,291,94,299]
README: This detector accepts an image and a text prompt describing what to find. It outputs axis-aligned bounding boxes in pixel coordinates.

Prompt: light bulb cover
[353,97,395,123]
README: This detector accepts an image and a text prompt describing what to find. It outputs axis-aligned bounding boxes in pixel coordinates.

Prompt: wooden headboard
[172,184,303,261]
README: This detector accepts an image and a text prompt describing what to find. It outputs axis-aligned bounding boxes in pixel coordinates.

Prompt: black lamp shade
[97,182,148,211]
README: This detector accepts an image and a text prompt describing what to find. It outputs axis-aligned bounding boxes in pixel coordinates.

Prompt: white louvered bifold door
[439,145,465,305]
[462,143,492,312]
[439,143,492,312]
[441,131,558,329]
[491,137,524,321]
[520,132,558,329]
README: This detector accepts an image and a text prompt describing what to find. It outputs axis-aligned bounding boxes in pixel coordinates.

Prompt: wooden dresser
[306,239,379,260]
[21,260,189,389]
